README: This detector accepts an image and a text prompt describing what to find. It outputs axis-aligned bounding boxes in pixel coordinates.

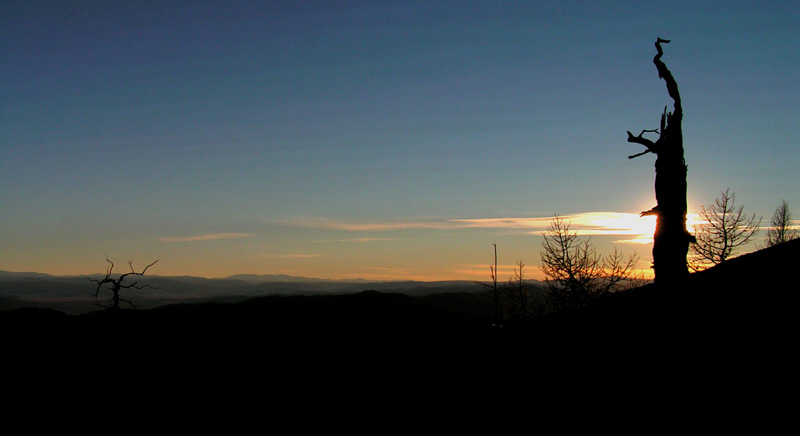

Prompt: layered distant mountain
[2,240,797,359]
[0,270,539,315]
[223,273,373,284]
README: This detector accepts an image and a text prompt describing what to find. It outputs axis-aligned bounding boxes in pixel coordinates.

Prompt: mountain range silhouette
[3,240,797,376]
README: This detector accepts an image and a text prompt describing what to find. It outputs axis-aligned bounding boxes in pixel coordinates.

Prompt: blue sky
[2,1,798,280]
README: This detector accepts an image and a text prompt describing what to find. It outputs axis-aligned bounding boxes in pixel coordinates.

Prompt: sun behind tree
[626,38,695,284]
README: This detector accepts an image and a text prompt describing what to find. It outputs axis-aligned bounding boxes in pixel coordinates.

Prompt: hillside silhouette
[521,238,799,359]
[3,240,797,363]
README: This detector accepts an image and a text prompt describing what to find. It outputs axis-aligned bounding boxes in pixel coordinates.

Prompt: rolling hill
[0,270,503,314]
[2,240,797,364]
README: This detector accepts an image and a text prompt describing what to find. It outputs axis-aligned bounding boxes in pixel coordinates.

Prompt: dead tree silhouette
[477,243,506,324]
[89,257,159,310]
[626,38,695,283]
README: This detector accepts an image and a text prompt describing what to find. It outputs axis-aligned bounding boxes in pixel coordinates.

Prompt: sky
[2,1,798,281]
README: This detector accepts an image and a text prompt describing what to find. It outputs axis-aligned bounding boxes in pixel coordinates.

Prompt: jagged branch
[626,38,682,161]
[118,297,137,310]
[599,248,639,293]
[118,259,159,281]
[95,296,138,310]
[88,257,159,310]
[691,189,762,266]
[654,38,682,120]
[626,129,659,159]
[639,206,660,217]
[89,257,115,297]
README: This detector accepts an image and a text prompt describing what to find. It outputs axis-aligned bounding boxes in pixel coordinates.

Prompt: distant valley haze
[0,268,524,315]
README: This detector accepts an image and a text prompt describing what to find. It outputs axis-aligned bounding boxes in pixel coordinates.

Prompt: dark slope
[516,239,799,356]
[3,240,796,363]
[2,290,492,360]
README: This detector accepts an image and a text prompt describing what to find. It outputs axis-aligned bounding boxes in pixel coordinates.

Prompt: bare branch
[627,150,650,160]
[626,130,657,147]
[140,259,159,274]
[600,248,639,292]
[766,200,798,247]
[539,215,638,310]
[132,283,158,290]
[639,206,660,217]
[88,258,159,311]
[691,189,762,267]
[118,297,137,310]
[626,130,659,159]
[476,243,507,323]
[654,38,681,111]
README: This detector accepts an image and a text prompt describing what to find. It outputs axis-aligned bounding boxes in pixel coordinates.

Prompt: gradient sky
[2,1,798,281]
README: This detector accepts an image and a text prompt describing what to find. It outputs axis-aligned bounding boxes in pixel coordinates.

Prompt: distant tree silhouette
[626,38,695,284]
[691,189,761,268]
[539,216,638,311]
[766,200,797,247]
[477,243,506,324]
[504,260,532,320]
[89,257,159,311]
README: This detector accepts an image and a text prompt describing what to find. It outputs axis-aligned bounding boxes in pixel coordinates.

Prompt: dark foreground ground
[2,240,797,389]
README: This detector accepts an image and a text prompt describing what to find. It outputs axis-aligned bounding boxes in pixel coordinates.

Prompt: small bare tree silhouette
[540,215,639,311]
[89,257,159,311]
[766,200,797,247]
[691,189,761,269]
[505,260,538,320]
[477,243,506,325]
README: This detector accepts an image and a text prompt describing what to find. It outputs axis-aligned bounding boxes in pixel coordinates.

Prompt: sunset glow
[297,211,664,244]
[1,2,796,282]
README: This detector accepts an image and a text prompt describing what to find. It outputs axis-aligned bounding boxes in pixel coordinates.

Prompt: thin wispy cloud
[454,212,658,236]
[268,254,325,259]
[159,233,254,242]
[312,237,398,243]
[292,218,452,231]
[454,263,531,280]
[558,212,657,237]
[292,217,546,232]
[448,217,554,230]
[362,266,414,274]
[614,236,655,245]
[294,212,666,243]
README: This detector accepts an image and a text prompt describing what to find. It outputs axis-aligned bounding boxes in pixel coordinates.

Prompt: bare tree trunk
[627,39,695,284]
[112,285,121,311]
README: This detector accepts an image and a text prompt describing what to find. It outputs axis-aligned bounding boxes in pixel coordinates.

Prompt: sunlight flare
[456,212,662,244]
[564,212,656,237]
[292,212,681,245]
